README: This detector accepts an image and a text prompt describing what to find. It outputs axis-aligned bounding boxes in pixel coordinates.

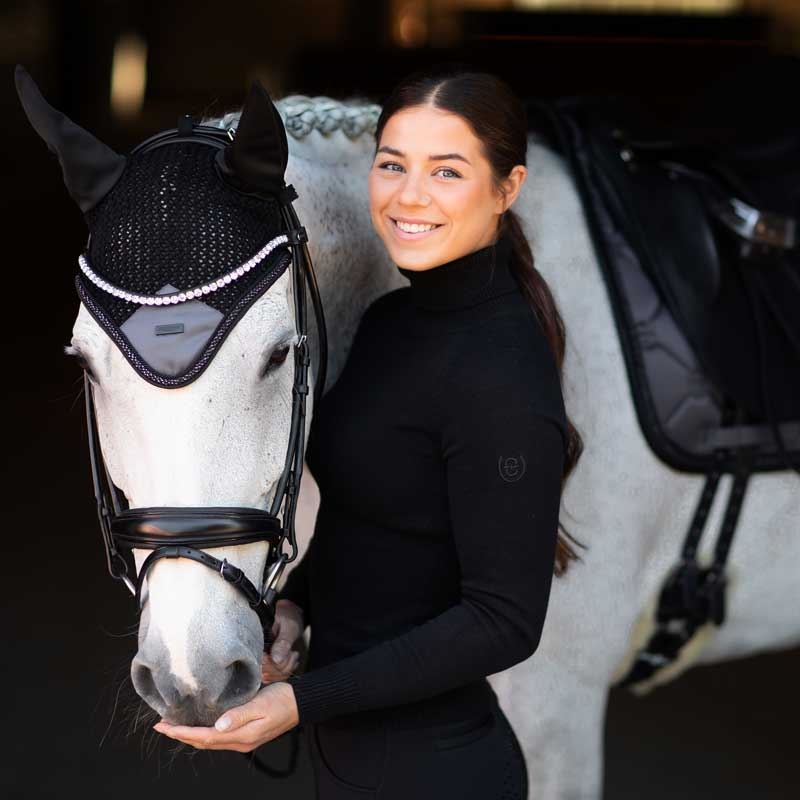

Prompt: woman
[154,65,584,798]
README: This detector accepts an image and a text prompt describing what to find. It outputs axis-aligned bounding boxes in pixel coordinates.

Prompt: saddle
[528,94,800,475]
[528,92,800,689]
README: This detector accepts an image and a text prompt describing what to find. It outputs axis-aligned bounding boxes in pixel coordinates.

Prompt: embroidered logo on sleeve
[498,454,526,483]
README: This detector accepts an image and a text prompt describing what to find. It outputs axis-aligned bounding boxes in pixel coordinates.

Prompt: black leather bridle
[82,119,327,639]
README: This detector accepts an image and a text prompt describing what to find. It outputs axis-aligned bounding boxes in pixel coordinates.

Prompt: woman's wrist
[276,679,300,727]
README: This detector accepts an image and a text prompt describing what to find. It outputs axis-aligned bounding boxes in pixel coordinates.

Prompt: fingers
[214,704,250,733]
[261,649,300,682]
[266,609,303,672]
[153,721,259,752]
[270,636,293,666]
[152,695,256,748]
[269,620,302,663]
[152,684,297,753]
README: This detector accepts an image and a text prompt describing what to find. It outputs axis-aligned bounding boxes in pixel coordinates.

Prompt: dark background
[1,1,798,797]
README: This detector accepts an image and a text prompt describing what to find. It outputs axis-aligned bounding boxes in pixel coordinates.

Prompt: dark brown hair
[374,64,586,577]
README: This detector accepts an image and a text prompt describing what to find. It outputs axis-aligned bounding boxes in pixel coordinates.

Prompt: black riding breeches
[304,680,528,800]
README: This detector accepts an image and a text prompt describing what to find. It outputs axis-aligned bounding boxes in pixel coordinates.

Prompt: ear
[14,64,126,213]
[215,79,289,195]
[494,165,527,215]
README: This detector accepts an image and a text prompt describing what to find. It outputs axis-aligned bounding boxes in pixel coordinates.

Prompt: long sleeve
[285,329,567,725]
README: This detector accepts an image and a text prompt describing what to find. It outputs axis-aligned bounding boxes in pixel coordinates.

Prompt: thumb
[214,706,249,733]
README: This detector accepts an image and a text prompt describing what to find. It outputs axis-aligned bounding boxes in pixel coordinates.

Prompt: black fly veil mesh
[75,140,292,387]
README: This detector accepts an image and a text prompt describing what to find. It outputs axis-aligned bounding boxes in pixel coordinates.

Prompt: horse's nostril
[219,658,261,707]
[131,660,164,710]
[131,650,261,723]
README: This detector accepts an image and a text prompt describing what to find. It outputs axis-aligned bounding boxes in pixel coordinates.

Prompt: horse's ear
[14,64,126,214]
[215,79,288,195]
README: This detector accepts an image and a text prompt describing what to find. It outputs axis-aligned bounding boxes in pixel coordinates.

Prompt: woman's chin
[386,242,447,272]
[378,222,451,270]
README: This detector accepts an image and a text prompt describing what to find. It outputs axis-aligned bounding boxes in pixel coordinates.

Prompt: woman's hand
[262,598,305,682]
[153,681,299,752]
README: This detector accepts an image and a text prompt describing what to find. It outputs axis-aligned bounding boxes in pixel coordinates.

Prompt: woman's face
[368,104,515,271]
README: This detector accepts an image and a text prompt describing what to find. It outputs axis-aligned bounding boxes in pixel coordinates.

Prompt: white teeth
[395,220,438,233]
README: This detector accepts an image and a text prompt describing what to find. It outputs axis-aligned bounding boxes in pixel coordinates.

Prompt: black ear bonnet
[15,65,296,388]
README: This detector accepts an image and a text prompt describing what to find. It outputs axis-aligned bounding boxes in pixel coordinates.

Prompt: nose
[132,652,262,726]
[398,169,430,207]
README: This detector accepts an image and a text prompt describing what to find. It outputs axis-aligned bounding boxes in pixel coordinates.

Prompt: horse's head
[16,65,318,725]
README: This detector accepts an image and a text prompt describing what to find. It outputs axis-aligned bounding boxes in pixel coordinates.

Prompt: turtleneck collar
[396,235,518,311]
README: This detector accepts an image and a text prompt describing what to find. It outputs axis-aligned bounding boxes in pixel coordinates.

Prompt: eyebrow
[377,145,471,165]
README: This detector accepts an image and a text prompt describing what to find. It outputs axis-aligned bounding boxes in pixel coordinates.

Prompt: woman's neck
[396,235,517,311]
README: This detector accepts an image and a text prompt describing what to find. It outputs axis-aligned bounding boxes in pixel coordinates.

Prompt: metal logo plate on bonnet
[119,284,224,377]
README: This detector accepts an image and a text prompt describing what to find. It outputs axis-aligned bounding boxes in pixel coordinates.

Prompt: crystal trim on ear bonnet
[78,233,290,306]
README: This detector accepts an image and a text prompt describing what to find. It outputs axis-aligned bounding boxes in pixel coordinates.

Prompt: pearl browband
[78,233,290,306]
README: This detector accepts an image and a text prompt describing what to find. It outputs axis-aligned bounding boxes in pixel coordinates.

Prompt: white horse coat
[69,97,800,799]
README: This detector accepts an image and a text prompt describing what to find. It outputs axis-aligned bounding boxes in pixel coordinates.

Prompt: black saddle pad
[527,90,800,473]
[588,97,799,424]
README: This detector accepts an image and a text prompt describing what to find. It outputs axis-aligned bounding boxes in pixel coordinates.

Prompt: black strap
[280,184,327,412]
[136,545,274,628]
[84,372,135,592]
[111,507,283,549]
[136,545,261,606]
[615,445,755,689]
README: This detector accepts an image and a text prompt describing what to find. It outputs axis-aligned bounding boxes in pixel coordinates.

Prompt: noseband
[83,119,328,636]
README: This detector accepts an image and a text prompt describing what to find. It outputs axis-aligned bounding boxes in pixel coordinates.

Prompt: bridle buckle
[262,554,288,596]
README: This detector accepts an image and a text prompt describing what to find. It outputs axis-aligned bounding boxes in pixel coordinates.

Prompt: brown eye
[261,344,291,378]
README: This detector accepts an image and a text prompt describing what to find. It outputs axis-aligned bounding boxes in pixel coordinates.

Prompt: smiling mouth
[390,218,444,235]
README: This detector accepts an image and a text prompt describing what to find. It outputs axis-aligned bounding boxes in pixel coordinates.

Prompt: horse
[19,72,800,798]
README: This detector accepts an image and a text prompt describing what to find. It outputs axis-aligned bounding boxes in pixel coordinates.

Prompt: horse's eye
[261,344,291,377]
[270,344,291,366]
[74,352,96,381]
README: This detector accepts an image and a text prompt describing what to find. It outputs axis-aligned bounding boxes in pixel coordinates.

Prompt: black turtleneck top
[279,235,568,725]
